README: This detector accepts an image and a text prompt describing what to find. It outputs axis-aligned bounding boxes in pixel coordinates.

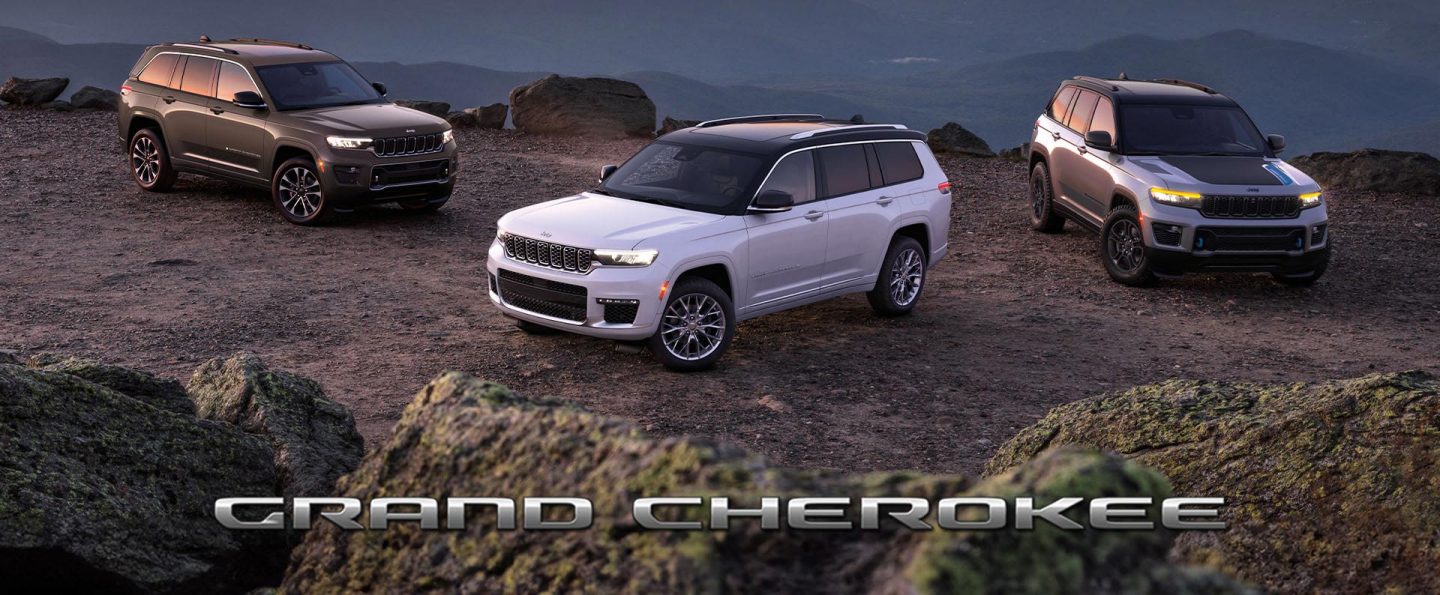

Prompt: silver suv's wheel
[271,157,332,225]
[868,235,927,316]
[648,277,735,371]
[128,128,176,191]
[1100,204,1156,286]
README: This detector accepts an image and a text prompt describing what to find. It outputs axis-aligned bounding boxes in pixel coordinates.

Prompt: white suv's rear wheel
[867,236,926,316]
[648,278,734,372]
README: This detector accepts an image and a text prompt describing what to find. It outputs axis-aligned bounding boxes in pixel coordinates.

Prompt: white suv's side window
[758,151,817,204]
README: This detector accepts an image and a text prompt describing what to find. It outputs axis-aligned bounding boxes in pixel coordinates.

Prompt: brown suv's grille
[1201,195,1300,219]
[502,234,594,273]
[372,133,444,157]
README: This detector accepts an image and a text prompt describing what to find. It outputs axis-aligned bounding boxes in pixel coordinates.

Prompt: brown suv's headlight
[326,136,373,150]
[442,129,455,145]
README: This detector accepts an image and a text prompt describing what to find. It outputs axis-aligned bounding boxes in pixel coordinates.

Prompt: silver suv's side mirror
[749,190,795,213]
[1266,134,1286,154]
[371,81,388,96]
[598,164,618,184]
[232,91,267,109]
[1083,130,1114,151]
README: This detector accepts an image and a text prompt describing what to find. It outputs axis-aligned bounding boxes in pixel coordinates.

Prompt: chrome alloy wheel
[890,248,924,307]
[279,166,323,219]
[660,293,726,361]
[131,136,160,185]
[1107,218,1145,272]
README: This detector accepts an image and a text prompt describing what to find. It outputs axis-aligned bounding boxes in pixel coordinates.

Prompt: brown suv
[119,38,457,224]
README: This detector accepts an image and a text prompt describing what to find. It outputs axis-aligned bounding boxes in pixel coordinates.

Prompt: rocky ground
[2,109,1438,476]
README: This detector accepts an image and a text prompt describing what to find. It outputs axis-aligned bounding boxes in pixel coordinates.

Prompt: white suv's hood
[497,192,725,249]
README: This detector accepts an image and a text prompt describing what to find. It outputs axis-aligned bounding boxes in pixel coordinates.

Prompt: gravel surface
[3,109,1437,477]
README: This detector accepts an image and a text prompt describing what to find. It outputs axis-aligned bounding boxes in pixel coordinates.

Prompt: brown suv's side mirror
[749,190,795,213]
[371,82,388,96]
[232,91,266,109]
[598,164,619,183]
[1084,130,1114,151]
[1267,134,1286,154]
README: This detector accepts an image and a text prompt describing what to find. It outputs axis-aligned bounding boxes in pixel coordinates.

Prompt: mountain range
[2,21,1437,156]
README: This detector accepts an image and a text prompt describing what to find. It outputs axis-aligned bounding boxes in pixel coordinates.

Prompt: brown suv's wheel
[129,128,177,192]
[272,157,333,225]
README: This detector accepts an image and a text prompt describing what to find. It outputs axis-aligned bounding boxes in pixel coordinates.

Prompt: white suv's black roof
[659,115,926,157]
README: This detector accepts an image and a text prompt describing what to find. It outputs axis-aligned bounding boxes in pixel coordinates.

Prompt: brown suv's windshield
[255,61,383,111]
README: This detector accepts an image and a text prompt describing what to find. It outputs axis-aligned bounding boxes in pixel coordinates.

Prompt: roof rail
[168,42,239,55]
[697,114,824,128]
[1073,75,1119,91]
[1149,78,1218,94]
[224,38,315,50]
[789,124,908,140]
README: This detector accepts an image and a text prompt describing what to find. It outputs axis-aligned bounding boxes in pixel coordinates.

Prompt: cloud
[884,57,941,65]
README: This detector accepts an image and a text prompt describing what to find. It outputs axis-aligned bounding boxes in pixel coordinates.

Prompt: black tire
[129,128,177,192]
[399,197,448,213]
[1100,204,1157,287]
[515,319,559,335]
[647,277,735,372]
[867,235,927,316]
[1028,162,1065,233]
[271,157,333,225]
[1273,246,1331,287]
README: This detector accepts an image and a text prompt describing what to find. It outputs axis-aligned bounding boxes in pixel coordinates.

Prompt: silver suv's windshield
[596,142,766,214]
[1121,105,1268,157]
[255,61,384,111]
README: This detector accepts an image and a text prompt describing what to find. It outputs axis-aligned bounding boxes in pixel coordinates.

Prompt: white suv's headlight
[1149,187,1203,208]
[442,129,455,145]
[326,136,373,150]
[1298,191,1323,209]
[594,249,658,267]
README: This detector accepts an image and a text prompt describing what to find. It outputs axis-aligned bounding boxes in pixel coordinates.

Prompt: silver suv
[1027,76,1330,286]
[486,115,954,370]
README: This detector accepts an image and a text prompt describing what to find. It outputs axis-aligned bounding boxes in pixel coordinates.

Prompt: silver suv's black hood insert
[1159,156,1285,186]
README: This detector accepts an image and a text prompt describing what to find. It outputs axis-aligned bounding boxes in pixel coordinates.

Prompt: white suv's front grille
[502,234,594,273]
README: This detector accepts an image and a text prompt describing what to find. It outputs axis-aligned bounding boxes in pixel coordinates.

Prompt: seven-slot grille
[502,234,594,273]
[372,133,445,157]
[495,269,587,322]
[1201,195,1300,219]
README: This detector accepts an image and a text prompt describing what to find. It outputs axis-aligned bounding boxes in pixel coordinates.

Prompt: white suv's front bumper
[485,240,668,340]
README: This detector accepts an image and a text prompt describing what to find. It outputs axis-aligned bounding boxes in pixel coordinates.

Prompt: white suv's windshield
[255,61,384,111]
[597,142,766,214]
[1121,105,1268,157]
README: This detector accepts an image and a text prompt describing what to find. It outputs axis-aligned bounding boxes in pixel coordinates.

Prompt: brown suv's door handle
[803,210,824,221]
[162,96,176,104]
[876,196,895,206]
[210,106,225,114]
[1077,146,1088,154]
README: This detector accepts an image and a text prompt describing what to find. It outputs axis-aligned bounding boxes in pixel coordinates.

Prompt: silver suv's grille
[502,234,594,273]
[1201,195,1301,219]
[372,133,444,157]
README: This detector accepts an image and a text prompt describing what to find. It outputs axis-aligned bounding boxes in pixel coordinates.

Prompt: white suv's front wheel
[648,277,735,372]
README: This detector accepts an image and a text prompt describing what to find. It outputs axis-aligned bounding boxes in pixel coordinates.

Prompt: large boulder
[70,85,120,111]
[281,372,1249,594]
[393,99,450,118]
[997,142,1030,162]
[1291,149,1440,195]
[987,372,1440,595]
[0,76,69,106]
[188,353,363,497]
[927,122,995,157]
[467,103,508,129]
[444,111,479,128]
[509,75,655,137]
[27,353,193,415]
[0,361,288,594]
[657,116,701,136]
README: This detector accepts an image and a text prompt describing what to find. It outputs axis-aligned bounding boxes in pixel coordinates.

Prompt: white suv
[486,114,953,370]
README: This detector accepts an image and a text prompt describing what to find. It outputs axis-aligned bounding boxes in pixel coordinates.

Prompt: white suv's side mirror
[598,164,619,184]
[749,190,795,213]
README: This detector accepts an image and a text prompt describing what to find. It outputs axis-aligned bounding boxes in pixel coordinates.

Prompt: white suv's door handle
[803,210,824,221]
[876,196,895,206]
[1051,132,1061,140]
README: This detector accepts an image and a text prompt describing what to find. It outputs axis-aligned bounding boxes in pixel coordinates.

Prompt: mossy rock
[0,363,288,594]
[986,371,1440,594]
[281,373,1249,594]
[27,353,194,415]
[189,353,364,497]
